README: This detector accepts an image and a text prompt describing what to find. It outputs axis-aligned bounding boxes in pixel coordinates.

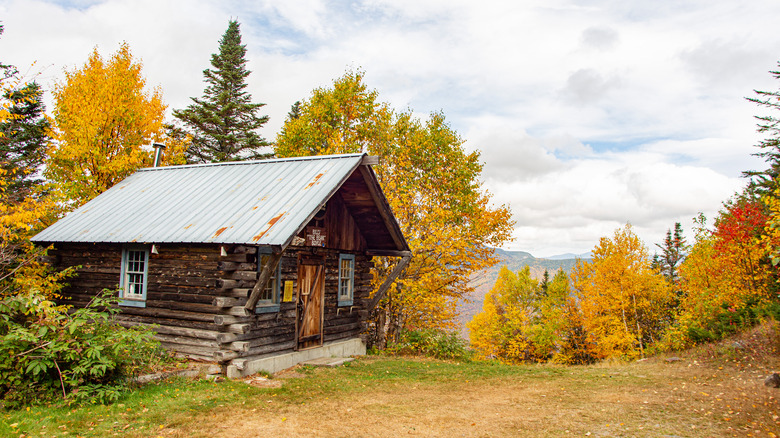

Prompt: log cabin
[31,153,410,377]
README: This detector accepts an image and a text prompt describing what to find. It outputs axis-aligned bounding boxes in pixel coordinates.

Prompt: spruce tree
[0,25,50,203]
[653,222,687,289]
[745,63,780,193]
[173,20,270,163]
[0,25,17,81]
[287,100,302,121]
[0,82,51,203]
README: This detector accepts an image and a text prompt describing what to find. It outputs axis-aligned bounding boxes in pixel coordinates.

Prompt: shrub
[660,299,780,351]
[387,328,471,360]
[0,289,170,408]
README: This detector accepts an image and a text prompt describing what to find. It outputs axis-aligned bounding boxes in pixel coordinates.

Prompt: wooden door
[296,255,325,350]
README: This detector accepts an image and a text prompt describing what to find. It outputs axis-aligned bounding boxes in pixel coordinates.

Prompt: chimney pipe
[152,143,166,167]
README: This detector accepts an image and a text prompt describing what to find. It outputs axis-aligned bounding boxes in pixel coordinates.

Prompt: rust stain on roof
[184,223,194,230]
[304,172,325,190]
[252,206,258,210]
[213,227,228,238]
[252,211,285,242]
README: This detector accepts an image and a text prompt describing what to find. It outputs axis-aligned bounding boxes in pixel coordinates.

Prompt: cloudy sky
[2,0,779,257]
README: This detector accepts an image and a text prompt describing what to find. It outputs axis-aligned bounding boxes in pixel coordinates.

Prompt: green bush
[0,290,169,408]
[387,329,471,360]
[683,300,780,346]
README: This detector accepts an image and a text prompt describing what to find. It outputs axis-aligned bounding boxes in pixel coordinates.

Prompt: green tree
[0,25,16,82]
[540,269,550,295]
[745,63,780,193]
[173,20,270,163]
[0,82,50,203]
[276,70,513,345]
[653,222,687,288]
[287,100,302,120]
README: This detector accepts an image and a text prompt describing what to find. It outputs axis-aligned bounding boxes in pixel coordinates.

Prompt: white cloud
[580,26,619,51]
[1,0,779,256]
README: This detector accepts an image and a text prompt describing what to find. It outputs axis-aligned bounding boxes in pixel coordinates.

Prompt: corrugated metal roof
[32,154,366,246]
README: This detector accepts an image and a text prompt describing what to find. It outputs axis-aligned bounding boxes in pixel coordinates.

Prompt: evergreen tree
[287,101,302,121]
[653,222,687,288]
[0,25,17,81]
[540,269,550,295]
[173,20,270,163]
[744,63,780,193]
[0,26,50,204]
[0,82,50,203]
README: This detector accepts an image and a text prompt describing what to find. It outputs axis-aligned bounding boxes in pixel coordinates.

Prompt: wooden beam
[213,297,239,308]
[244,249,283,311]
[225,323,251,334]
[214,350,239,362]
[361,155,379,166]
[367,253,412,310]
[214,314,252,325]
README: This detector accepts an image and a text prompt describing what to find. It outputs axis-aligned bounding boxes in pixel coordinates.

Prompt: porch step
[302,357,355,367]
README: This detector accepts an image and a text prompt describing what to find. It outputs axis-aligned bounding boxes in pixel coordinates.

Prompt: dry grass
[179,356,777,438]
[5,323,780,437]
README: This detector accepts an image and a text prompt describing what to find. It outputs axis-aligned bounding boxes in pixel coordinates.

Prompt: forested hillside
[458,249,587,338]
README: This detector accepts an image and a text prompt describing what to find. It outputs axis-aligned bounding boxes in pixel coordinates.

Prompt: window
[338,253,355,306]
[256,251,281,313]
[120,246,149,307]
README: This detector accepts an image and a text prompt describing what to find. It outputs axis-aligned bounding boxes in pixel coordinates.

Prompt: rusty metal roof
[32,154,371,247]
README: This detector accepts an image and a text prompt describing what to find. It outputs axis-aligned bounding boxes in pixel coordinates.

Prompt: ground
[196,355,780,437]
[4,323,780,437]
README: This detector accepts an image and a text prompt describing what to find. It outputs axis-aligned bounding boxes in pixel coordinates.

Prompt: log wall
[215,245,373,366]
[50,241,373,366]
[51,243,248,362]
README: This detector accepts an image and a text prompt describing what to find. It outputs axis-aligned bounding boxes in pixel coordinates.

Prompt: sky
[1,0,779,257]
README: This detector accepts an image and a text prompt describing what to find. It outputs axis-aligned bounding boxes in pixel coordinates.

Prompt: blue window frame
[338,253,355,306]
[120,245,149,308]
[256,250,282,313]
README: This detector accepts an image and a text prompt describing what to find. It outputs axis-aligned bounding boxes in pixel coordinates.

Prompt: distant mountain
[543,252,592,260]
[457,249,591,339]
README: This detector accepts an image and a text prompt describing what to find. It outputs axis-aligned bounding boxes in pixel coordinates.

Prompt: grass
[3,324,780,437]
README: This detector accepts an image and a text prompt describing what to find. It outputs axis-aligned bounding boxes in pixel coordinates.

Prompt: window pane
[124,249,147,300]
[338,255,354,302]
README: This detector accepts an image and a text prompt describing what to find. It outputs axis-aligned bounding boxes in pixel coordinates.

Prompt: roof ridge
[138,153,366,172]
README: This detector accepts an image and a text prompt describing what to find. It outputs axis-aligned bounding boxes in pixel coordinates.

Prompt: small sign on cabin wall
[305,227,327,247]
[283,281,294,302]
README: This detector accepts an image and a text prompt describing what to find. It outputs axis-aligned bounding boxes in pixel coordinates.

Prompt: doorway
[296,254,325,350]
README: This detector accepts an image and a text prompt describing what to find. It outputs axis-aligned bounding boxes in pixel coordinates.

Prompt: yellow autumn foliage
[46,43,185,207]
[572,224,673,360]
[3,42,185,298]
[468,266,572,363]
[276,70,513,341]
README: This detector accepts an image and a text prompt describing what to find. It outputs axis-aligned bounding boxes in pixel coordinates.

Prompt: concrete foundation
[225,338,366,378]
